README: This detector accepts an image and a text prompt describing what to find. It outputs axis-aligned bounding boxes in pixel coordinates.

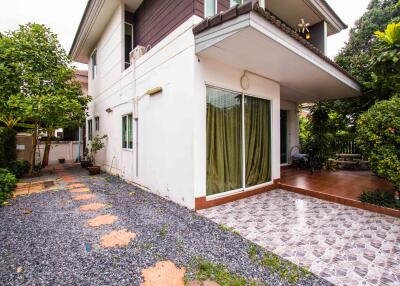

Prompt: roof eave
[193,2,360,88]
[314,0,348,30]
[69,0,92,61]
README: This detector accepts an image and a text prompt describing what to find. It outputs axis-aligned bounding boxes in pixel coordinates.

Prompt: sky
[0,0,370,67]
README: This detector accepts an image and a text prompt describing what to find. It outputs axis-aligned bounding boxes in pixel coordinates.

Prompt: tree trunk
[42,129,54,167]
[29,124,38,174]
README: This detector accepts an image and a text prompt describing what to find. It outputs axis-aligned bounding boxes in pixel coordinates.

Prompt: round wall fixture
[240,73,250,90]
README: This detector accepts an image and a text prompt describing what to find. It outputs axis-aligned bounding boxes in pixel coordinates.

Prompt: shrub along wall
[0,168,17,204]
[0,127,17,168]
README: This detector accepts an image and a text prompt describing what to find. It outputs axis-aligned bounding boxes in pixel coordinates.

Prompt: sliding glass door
[206,87,242,196]
[245,97,271,187]
[206,86,271,196]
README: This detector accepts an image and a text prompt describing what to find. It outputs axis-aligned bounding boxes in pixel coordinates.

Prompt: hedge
[0,127,17,168]
[0,168,17,204]
[356,96,400,192]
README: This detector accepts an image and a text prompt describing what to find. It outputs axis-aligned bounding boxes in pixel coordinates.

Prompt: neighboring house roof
[76,70,88,77]
[75,70,88,85]
[192,1,358,84]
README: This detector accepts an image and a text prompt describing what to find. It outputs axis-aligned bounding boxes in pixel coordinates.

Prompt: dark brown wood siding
[133,0,204,49]
[218,0,230,13]
[194,0,204,17]
[132,0,236,49]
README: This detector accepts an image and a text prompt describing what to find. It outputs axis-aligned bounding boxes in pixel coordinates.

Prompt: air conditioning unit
[130,45,146,64]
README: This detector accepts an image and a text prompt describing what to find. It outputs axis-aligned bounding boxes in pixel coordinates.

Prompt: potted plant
[80,149,92,168]
[58,158,65,164]
[87,134,107,175]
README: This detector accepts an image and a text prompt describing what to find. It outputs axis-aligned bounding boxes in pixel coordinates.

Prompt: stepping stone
[87,215,118,227]
[100,229,136,248]
[72,194,95,201]
[80,203,106,212]
[70,188,91,193]
[67,183,86,189]
[141,261,185,286]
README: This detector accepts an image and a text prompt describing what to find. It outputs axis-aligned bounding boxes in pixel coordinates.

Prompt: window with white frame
[122,114,133,149]
[124,22,134,69]
[91,50,97,80]
[205,0,217,17]
[94,116,100,131]
[87,119,93,141]
[230,0,243,7]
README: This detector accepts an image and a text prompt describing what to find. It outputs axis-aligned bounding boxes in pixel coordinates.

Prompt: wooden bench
[329,159,359,170]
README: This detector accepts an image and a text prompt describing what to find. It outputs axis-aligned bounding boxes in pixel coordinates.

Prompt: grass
[219,224,240,235]
[159,225,169,238]
[142,242,153,250]
[175,239,183,251]
[185,257,267,286]
[247,244,258,261]
[359,190,400,210]
[247,244,311,284]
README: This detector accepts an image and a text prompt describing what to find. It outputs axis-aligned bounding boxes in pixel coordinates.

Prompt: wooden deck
[279,167,400,217]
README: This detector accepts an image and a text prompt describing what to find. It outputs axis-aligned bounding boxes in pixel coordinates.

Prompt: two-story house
[70,0,361,210]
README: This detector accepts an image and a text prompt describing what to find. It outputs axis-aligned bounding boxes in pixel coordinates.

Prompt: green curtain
[245,96,271,187]
[206,87,242,196]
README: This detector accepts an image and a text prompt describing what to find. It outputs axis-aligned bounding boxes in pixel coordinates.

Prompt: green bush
[0,168,17,204]
[356,97,400,194]
[7,160,30,178]
[359,190,400,210]
[0,127,17,168]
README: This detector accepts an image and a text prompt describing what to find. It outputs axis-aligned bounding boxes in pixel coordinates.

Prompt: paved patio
[198,189,400,286]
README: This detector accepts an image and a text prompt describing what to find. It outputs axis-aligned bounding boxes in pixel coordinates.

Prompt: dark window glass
[91,51,97,79]
[95,117,100,131]
[88,119,93,140]
[124,23,133,69]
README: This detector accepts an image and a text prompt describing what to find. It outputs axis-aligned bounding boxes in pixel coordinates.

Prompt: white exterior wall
[86,4,142,179]
[193,57,281,199]
[132,16,201,209]
[280,99,300,161]
[87,8,202,209]
[87,9,291,209]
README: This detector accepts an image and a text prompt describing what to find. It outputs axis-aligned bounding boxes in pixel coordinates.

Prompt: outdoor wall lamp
[146,86,162,96]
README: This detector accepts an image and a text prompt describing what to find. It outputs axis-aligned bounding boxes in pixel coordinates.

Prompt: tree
[300,103,338,170]
[0,31,23,128]
[356,96,400,196]
[366,22,400,100]
[303,2,400,163]
[332,0,400,118]
[0,23,90,170]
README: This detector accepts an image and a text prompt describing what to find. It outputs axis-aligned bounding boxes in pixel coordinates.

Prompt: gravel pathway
[0,166,332,286]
